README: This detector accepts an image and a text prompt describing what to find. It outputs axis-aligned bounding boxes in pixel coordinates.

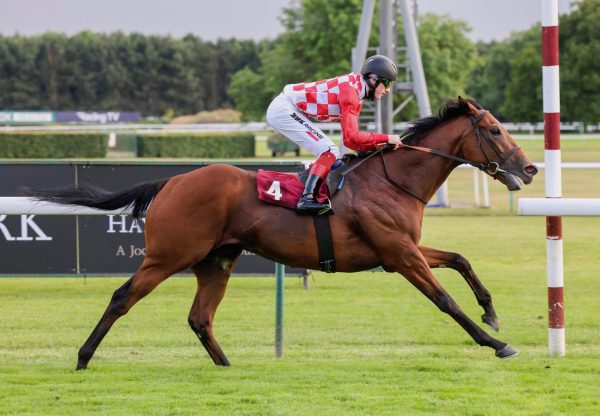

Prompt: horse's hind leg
[76,261,175,370]
[419,245,499,331]
[188,245,242,366]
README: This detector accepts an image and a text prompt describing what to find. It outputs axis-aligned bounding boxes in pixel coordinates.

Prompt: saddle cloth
[257,169,329,209]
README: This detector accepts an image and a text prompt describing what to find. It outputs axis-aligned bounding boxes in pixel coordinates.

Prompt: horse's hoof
[76,361,88,371]
[495,344,519,359]
[482,314,499,332]
[218,357,231,366]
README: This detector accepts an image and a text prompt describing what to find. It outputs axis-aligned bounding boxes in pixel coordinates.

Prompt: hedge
[137,133,255,158]
[0,132,107,158]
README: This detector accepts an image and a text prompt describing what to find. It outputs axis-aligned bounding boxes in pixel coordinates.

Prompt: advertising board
[55,112,141,123]
[0,162,306,276]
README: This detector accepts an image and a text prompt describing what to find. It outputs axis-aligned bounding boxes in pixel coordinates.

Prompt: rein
[396,111,520,177]
[344,110,522,204]
[379,152,429,204]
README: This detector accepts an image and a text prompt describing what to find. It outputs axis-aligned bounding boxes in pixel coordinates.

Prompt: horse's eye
[490,127,501,136]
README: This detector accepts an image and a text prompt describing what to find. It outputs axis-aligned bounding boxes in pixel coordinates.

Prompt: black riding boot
[296,174,331,215]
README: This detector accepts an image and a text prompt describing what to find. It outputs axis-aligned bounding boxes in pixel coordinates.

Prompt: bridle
[463,110,521,177]
[396,110,521,178]
[343,110,522,204]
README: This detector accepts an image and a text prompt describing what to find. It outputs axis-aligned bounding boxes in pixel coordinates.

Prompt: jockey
[266,54,401,214]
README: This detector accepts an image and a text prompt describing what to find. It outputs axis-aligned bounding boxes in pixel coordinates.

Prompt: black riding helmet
[361,55,397,100]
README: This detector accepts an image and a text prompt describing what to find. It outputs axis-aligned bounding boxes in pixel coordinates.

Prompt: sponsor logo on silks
[289,112,324,141]
[290,112,305,125]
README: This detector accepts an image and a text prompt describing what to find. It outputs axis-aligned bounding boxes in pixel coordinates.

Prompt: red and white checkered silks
[283,73,364,121]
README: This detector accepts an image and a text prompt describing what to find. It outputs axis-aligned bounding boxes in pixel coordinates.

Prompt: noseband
[464,110,521,178]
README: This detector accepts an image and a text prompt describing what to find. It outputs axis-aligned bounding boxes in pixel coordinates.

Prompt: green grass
[513,134,600,163]
[3,134,599,414]
[1,216,599,415]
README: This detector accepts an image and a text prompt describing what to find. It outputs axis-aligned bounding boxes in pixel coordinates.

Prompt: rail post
[275,263,284,357]
[542,0,565,357]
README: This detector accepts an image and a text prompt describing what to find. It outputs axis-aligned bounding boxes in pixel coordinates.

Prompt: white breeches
[266,93,340,158]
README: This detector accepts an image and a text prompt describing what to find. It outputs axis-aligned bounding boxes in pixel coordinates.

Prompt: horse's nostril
[525,165,538,176]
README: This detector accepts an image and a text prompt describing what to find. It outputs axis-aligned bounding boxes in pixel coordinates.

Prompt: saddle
[256,160,347,210]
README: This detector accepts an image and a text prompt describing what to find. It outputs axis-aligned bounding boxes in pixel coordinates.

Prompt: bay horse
[28,98,537,369]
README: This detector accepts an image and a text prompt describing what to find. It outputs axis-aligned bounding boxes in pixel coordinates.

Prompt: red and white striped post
[542,0,565,357]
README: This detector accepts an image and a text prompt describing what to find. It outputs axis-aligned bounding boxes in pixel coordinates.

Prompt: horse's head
[458,98,538,191]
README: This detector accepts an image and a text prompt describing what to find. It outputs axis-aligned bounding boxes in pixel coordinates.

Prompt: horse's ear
[459,96,479,117]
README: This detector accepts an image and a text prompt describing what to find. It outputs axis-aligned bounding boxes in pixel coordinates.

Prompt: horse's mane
[401,98,482,145]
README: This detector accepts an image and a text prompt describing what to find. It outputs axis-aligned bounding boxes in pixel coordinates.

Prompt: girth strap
[313,215,336,273]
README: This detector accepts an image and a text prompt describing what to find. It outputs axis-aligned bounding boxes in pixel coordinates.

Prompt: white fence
[4,122,600,136]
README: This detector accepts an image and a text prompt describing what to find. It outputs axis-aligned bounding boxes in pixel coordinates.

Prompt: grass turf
[1,216,599,415]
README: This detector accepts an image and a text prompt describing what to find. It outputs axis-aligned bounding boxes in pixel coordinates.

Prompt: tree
[181,34,216,113]
[214,39,264,108]
[408,13,478,118]
[228,67,269,121]
[465,41,514,119]
[465,25,543,122]
[229,1,478,121]
[35,33,69,109]
[560,0,600,124]
[63,31,111,109]
[229,0,365,120]
[0,32,263,116]
[467,0,600,123]
[500,28,542,122]
[0,35,41,109]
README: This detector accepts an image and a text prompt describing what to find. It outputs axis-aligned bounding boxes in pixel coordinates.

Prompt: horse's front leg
[419,245,499,331]
[381,241,517,358]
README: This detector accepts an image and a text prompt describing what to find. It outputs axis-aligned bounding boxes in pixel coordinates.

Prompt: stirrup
[317,199,333,215]
[296,197,332,215]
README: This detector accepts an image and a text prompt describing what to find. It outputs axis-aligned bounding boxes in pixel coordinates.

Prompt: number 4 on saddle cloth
[256,160,346,214]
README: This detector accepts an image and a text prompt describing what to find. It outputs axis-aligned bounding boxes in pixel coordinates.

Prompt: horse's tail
[23,179,169,218]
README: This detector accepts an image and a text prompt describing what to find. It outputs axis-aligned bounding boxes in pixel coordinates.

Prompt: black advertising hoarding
[0,164,77,273]
[0,214,77,274]
[76,163,174,274]
[0,161,306,276]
